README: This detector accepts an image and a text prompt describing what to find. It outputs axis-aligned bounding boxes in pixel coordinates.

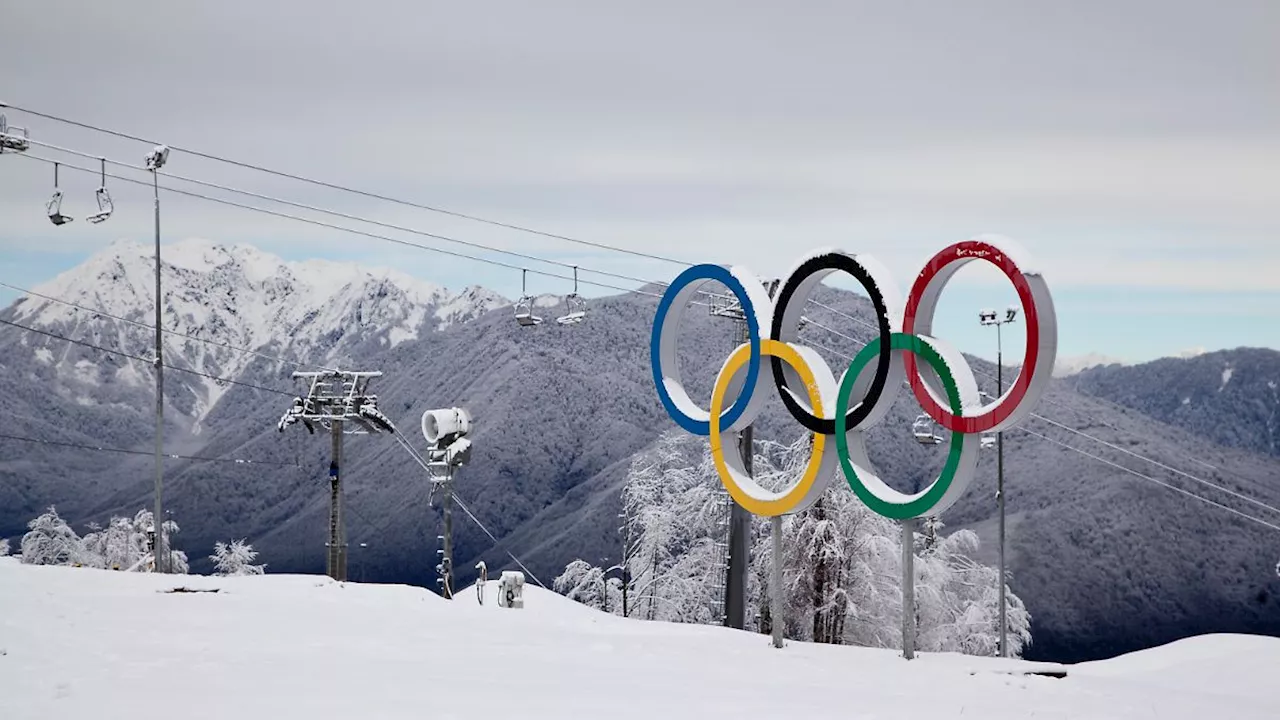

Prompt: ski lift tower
[278,370,396,581]
[421,406,473,599]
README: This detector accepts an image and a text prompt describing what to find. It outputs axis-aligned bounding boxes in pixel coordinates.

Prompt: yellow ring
[709,338,827,516]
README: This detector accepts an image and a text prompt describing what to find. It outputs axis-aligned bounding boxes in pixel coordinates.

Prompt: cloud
[0,0,1276,302]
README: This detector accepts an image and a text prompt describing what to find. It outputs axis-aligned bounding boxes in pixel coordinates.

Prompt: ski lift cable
[798,329,1280,520]
[0,431,304,467]
[801,317,1280,515]
[0,101,695,268]
[14,152,696,306]
[1016,427,1280,534]
[0,280,341,374]
[0,317,296,397]
[7,134,669,289]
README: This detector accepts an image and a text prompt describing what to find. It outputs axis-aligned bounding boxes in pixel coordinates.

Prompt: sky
[0,0,1276,366]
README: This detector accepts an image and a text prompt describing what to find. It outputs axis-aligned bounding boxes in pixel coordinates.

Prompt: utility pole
[980,305,1018,658]
[145,145,170,573]
[278,370,396,581]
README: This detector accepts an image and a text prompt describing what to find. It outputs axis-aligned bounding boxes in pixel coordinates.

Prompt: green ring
[834,332,965,520]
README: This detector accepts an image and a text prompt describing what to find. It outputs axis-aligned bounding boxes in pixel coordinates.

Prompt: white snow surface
[2,559,1276,719]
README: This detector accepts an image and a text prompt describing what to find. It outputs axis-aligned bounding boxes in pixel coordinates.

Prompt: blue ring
[650,264,762,436]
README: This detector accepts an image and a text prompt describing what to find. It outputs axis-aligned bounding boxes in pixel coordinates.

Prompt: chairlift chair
[911,414,943,445]
[46,162,73,226]
[556,265,587,325]
[514,268,542,326]
[86,158,114,224]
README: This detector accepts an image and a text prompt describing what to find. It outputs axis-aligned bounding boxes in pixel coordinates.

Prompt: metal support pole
[771,515,784,648]
[723,282,777,630]
[997,325,1007,657]
[443,468,454,599]
[328,419,346,581]
[902,519,916,660]
[151,169,166,574]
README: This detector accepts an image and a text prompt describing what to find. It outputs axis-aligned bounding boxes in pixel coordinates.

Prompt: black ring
[769,251,894,435]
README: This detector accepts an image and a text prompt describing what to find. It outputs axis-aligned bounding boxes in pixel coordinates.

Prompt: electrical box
[498,571,524,609]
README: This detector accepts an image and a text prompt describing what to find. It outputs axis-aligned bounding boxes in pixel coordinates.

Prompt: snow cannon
[498,571,524,609]
[422,407,471,444]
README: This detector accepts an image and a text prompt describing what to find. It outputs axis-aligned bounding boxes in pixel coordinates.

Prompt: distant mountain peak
[6,239,511,424]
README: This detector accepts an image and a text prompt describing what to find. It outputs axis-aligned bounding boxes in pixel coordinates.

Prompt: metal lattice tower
[278,370,396,581]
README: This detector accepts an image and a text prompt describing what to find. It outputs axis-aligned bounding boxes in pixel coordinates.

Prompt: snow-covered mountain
[8,239,506,425]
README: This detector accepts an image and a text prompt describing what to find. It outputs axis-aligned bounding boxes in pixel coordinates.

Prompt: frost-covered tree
[209,539,266,576]
[20,506,88,566]
[0,537,10,556]
[553,559,623,613]
[913,523,1031,656]
[81,510,152,570]
[21,506,188,573]
[553,429,1030,656]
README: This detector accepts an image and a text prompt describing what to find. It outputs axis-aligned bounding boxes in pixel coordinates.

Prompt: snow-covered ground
[1,558,1276,719]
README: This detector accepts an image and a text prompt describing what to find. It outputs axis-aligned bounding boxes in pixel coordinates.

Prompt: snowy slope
[1,559,1276,719]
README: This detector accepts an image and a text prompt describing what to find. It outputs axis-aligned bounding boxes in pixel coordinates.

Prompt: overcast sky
[1,0,1276,365]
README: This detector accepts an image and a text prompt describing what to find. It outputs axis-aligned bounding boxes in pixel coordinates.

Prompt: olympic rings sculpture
[650,235,1057,520]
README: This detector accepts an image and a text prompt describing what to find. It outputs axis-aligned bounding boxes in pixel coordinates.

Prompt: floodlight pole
[996,322,1006,658]
[980,306,1016,657]
[150,161,166,573]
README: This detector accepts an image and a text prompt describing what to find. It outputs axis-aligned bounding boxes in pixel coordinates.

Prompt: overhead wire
[15,151,678,303]
[799,301,1280,519]
[0,101,695,268]
[0,431,303,467]
[1015,427,1280,533]
[0,279,339,373]
[0,316,295,397]
[10,134,672,289]
[797,327,1280,528]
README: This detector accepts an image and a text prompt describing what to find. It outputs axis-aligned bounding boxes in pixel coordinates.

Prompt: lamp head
[144,144,170,170]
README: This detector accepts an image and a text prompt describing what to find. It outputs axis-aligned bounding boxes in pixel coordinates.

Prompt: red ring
[902,240,1040,434]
